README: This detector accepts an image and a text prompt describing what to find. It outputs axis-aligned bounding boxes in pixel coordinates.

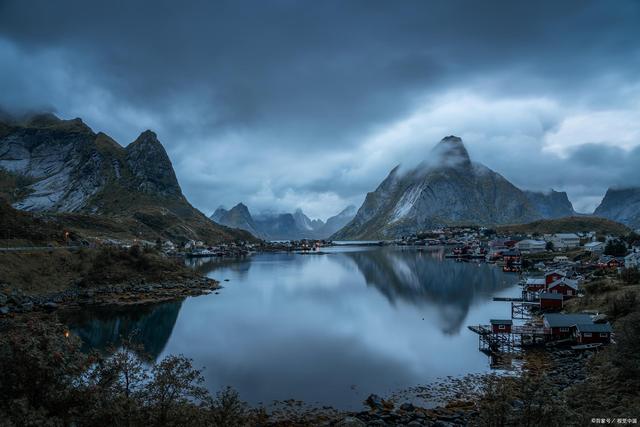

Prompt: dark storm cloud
[1,0,639,218]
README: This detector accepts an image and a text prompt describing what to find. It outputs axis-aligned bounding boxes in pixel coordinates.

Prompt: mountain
[593,187,640,229]
[319,205,357,237]
[0,113,251,243]
[211,204,354,240]
[524,190,576,219]
[209,203,265,238]
[332,136,554,240]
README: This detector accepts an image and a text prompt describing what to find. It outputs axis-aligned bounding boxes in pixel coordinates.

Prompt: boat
[571,343,603,351]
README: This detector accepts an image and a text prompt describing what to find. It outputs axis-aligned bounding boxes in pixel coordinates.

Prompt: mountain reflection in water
[64,301,183,359]
[65,246,519,409]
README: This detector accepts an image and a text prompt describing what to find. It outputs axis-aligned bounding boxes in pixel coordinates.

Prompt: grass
[0,246,196,295]
[497,216,630,237]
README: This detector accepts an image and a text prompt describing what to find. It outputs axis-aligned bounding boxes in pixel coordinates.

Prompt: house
[574,323,612,344]
[553,255,570,263]
[625,252,640,269]
[516,239,547,253]
[490,319,513,333]
[545,270,566,287]
[584,241,604,253]
[539,292,564,310]
[550,233,580,250]
[548,277,579,296]
[524,277,546,292]
[543,313,594,338]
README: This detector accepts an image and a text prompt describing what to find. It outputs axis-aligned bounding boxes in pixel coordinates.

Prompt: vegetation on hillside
[496,216,630,237]
[0,318,259,426]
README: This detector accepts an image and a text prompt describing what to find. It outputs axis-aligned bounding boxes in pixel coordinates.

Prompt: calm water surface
[67,246,520,409]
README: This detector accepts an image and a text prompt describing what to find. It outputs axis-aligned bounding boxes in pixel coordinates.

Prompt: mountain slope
[319,205,356,237]
[0,113,251,243]
[332,136,545,240]
[593,187,640,229]
[524,190,576,219]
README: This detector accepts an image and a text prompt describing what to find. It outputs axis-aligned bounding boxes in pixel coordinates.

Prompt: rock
[0,306,9,315]
[365,394,385,410]
[43,302,59,311]
[400,402,416,412]
[335,416,366,427]
[0,293,6,305]
[366,420,388,427]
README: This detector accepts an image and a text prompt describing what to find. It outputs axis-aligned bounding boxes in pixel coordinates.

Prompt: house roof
[525,277,545,285]
[584,241,603,248]
[545,270,566,277]
[543,313,593,328]
[540,292,563,300]
[517,239,546,245]
[548,277,579,290]
[490,319,513,325]
[575,323,612,333]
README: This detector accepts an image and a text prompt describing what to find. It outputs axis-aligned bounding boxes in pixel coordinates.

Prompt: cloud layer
[1,0,639,218]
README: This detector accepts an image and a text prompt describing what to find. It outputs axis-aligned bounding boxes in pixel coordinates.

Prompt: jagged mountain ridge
[593,187,640,229]
[333,136,577,240]
[0,113,251,243]
[211,204,356,240]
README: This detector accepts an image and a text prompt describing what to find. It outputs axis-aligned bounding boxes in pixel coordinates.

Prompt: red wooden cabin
[490,319,512,333]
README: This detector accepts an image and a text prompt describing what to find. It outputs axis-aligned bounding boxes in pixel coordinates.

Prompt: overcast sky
[1,0,639,219]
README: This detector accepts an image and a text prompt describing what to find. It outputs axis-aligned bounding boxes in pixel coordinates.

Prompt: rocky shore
[0,276,220,315]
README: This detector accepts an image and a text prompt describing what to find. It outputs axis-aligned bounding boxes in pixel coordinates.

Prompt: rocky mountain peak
[430,135,471,169]
[125,130,182,197]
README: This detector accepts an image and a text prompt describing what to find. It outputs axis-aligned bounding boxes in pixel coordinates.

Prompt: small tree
[604,239,628,257]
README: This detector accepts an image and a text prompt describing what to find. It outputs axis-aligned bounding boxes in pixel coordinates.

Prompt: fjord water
[68,246,520,409]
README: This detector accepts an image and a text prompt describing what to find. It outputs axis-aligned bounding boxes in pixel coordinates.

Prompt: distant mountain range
[333,136,578,240]
[0,113,251,243]
[211,204,356,240]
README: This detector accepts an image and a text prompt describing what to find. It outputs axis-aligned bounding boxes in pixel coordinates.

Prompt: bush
[607,290,638,320]
[620,267,640,285]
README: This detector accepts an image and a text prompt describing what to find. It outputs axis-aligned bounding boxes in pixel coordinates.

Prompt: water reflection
[343,247,511,334]
[64,301,183,358]
[66,246,519,409]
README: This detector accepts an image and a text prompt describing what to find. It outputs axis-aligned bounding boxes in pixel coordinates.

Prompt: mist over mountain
[333,136,579,240]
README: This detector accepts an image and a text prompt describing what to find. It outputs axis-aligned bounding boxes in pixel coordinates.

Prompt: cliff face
[593,187,640,229]
[524,190,576,219]
[0,113,251,243]
[332,136,569,240]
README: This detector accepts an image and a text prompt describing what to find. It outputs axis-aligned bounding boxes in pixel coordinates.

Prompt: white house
[550,233,580,249]
[625,252,640,269]
[516,239,547,253]
[584,241,604,253]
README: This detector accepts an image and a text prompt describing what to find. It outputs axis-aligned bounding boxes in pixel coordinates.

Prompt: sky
[1,0,639,219]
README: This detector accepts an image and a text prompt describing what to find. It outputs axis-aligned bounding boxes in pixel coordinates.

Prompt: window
[600,333,608,337]
[583,332,592,337]
[498,324,506,329]
[560,327,569,332]
[567,290,572,295]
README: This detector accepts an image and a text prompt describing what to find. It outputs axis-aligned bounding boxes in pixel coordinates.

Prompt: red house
[545,270,566,287]
[539,292,563,311]
[490,319,512,333]
[574,323,612,344]
[543,313,593,339]
[547,277,579,296]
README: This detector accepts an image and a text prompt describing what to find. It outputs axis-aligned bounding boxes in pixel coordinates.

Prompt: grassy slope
[496,215,630,236]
